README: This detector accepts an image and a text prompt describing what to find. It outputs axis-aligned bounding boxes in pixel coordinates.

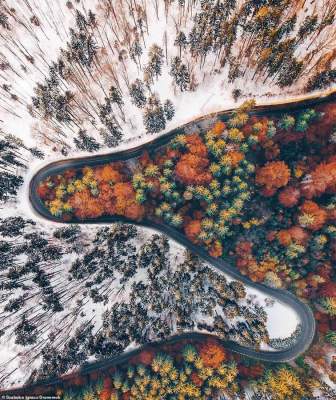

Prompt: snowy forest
[0,0,335,399]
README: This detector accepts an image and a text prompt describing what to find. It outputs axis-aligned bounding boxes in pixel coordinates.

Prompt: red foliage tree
[175,153,212,185]
[184,219,201,244]
[244,116,268,142]
[98,182,114,203]
[235,241,253,256]
[130,349,155,366]
[191,372,203,387]
[238,363,264,379]
[327,207,336,222]
[319,282,336,298]
[277,226,309,246]
[277,230,292,246]
[99,390,111,400]
[266,230,277,242]
[63,169,76,180]
[264,141,280,160]
[139,150,152,167]
[288,226,309,244]
[306,103,336,142]
[37,182,55,201]
[260,187,277,197]
[278,186,300,207]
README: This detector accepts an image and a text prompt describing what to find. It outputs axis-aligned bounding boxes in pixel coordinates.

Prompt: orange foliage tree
[209,240,223,258]
[175,134,212,185]
[112,182,145,221]
[277,230,292,246]
[301,161,336,199]
[227,150,244,167]
[93,164,123,183]
[256,161,290,195]
[185,133,208,157]
[298,201,327,231]
[98,378,113,400]
[69,189,104,219]
[199,339,227,368]
[211,121,226,136]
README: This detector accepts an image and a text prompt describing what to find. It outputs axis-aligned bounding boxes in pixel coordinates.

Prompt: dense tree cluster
[0,133,44,202]
[69,225,138,286]
[26,0,336,151]
[30,9,126,150]
[74,129,101,152]
[0,206,269,388]
[98,236,267,348]
[32,66,74,124]
[0,222,139,381]
[37,164,145,220]
[98,86,124,147]
[32,337,335,400]
[170,56,190,92]
[143,95,167,134]
[35,234,268,379]
[65,11,98,68]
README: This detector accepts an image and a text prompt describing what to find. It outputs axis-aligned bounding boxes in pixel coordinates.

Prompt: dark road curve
[19,92,336,394]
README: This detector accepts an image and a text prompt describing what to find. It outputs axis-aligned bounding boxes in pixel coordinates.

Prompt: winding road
[17,91,336,394]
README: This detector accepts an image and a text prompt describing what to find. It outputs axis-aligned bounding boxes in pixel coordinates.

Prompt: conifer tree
[146,44,164,80]
[130,39,143,66]
[74,129,100,152]
[163,99,175,121]
[144,95,166,134]
[66,11,97,68]
[306,69,336,91]
[174,31,188,57]
[14,315,37,346]
[109,86,124,109]
[298,14,318,40]
[129,79,147,108]
[170,56,190,92]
